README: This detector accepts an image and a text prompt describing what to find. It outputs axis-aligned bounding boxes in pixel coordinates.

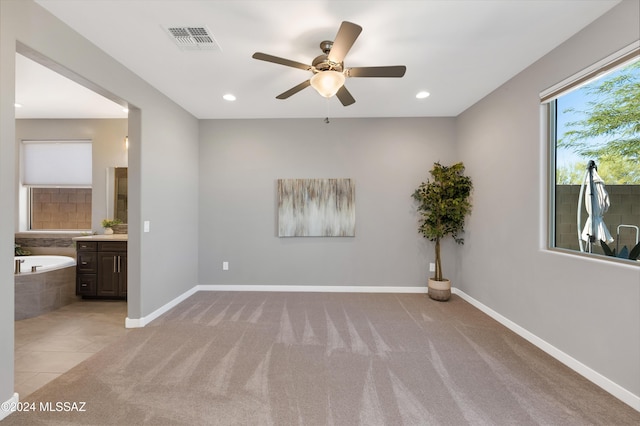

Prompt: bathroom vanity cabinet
[75,238,127,299]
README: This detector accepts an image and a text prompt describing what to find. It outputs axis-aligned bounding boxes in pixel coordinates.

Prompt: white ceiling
[16,0,621,120]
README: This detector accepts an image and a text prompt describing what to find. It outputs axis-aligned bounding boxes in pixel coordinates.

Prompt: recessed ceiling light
[416,91,430,99]
[122,108,129,113]
[14,103,22,108]
[223,94,236,101]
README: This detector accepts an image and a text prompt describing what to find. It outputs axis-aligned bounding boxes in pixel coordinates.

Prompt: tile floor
[14,300,129,398]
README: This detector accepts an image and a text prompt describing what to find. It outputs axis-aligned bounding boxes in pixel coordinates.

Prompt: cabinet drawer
[98,241,127,252]
[77,252,97,273]
[77,275,97,296]
[76,241,97,251]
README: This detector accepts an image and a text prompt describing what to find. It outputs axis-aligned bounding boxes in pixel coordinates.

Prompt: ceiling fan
[252,21,406,106]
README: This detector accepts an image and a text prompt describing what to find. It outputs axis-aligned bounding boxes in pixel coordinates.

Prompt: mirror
[106,167,128,223]
[114,167,128,223]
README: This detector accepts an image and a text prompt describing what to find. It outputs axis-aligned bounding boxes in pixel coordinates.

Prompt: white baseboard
[196,284,429,294]
[452,288,640,412]
[0,393,20,421]
[125,286,200,328]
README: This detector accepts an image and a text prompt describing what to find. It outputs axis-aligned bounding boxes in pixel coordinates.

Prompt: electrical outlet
[223,261,229,271]
[429,263,435,272]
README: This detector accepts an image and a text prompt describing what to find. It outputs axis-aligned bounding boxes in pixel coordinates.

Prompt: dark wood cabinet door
[118,253,127,297]
[97,252,120,297]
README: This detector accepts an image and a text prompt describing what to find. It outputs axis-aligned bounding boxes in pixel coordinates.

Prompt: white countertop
[72,234,128,242]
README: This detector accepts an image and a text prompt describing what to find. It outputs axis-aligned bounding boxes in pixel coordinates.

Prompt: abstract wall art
[277,178,355,237]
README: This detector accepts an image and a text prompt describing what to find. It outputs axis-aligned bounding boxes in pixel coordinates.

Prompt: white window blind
[22,140,92,186]
[540,41,639,103]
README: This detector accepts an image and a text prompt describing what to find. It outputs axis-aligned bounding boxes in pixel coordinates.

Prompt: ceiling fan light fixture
[310,71,345,98]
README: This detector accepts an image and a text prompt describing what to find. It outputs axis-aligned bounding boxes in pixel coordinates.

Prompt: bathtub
[14,255,78,320]
[15,255,76,274]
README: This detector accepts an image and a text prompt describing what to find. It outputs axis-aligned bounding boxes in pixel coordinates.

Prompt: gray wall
[1,0,199,408]
[0,2,17,407]
[15,119,128,233]
[456,0,640,398]
[198,118,459,288]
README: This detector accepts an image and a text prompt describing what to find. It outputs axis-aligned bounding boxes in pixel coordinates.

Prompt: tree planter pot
[428,278,451,301]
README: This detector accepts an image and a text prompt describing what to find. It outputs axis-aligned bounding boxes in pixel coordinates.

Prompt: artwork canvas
[278,178,355,237]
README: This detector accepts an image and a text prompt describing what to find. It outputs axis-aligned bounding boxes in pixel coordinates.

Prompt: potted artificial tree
[412,162,473,301]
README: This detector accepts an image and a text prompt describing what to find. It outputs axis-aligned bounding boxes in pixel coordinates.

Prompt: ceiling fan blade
[252,52,311,71]
[346,66,407,78]
[336,86,356,106]
[327,21,362,63]
[276,80,311,99]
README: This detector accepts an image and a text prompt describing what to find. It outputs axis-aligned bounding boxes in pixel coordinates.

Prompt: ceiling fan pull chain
[325,97,331,124]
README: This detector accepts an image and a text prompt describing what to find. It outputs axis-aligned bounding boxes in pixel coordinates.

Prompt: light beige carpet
[4,292,639,425]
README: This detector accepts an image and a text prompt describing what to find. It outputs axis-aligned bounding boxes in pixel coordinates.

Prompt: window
[22,140,92,231]
[28,187,92,230]
[544,45,639,262]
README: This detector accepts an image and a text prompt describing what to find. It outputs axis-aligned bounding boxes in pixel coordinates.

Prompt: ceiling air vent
[164,26,221,51]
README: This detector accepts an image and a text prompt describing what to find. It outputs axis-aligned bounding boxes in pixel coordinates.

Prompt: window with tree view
[549,53,639,262]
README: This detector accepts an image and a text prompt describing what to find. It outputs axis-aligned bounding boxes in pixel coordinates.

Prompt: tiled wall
[15,233,78,258]
[556,185,640,254]
[30,188,91,230]
[14,266,77,320]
